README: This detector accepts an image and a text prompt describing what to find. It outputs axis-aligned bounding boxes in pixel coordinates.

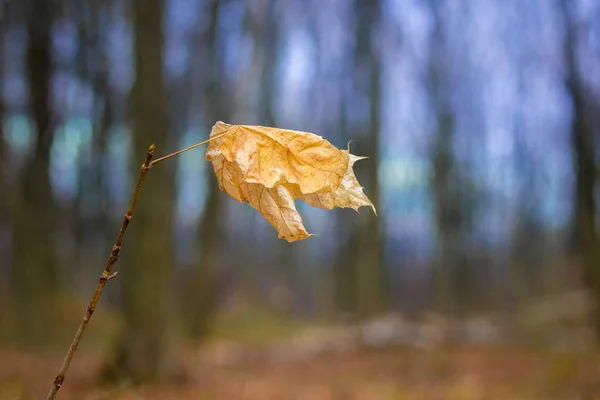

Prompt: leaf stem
[46,144,156,400]
[149,129,230,168]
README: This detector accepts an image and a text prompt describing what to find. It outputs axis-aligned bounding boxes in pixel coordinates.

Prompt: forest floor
[1,293,598,399]
[2,344,600,400]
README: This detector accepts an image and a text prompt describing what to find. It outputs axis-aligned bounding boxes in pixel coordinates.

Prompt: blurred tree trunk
[74,0,111,288]
[430,112,458,315]
[0,103,3,225]
[508,129,544,305]
[561,0,600,339]
[12,0,58,344]
[426,0,473,316]
[252,0,299,315]
[350,0,387,316]
[86,0,112,276]
[186,0,224,338]
[332,85,359,316]
[254,0,277,127]
[0,15,6,289]
[427,0,451,315]
[0,7,6,237]
[103,0,181,382]
[429,122,475,316]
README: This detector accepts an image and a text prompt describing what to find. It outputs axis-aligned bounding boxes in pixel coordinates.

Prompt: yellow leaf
[206,121,376,242]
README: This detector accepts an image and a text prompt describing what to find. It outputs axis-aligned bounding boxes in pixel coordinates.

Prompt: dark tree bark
[103,0,181,382]
[332,80,359,317]
[560,0,600,339]
[0,0,6,237]
[355,0,387,316]
[0,7,7,299]
[12,0,58,344]
[185,0,225,338]
[334,0,387,317]
[426,0,475,316]
[73,0,112,289]
[254,0,277,127]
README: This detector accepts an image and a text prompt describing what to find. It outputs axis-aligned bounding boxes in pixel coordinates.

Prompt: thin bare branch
[46,128,231,398]
[46,144,156,400]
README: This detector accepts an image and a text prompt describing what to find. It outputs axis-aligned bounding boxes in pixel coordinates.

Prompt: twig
[46,129,231,399]
[46,144,156,400]
[149,129,230,167]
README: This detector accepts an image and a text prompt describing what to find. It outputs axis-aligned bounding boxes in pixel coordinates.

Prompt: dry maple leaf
[206,121,376,242]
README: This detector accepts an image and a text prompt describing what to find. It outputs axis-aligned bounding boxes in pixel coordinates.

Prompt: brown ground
[2,345,600,400]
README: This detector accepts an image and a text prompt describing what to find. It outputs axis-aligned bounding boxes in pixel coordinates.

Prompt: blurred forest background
[1,0,600,398]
